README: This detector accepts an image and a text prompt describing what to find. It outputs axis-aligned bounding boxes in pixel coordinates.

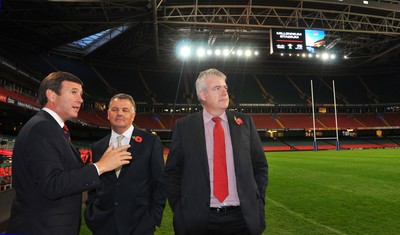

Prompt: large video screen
[305,29,325,54]
[270,28,325,54]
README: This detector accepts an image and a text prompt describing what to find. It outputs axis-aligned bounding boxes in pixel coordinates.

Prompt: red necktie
[212,117,228,202]
[63,125,71,141]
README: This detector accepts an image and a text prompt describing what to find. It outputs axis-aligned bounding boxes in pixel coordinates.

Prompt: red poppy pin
[234,116,243,125]
[132,135,143,143]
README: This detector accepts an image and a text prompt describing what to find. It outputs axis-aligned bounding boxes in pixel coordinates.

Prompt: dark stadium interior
[1,0,400,133]
[1,0,400,140]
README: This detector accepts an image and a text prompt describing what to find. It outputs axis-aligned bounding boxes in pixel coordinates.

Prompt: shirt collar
[42,107,64,128]
[111,125,134,141]
[202,109,227,123]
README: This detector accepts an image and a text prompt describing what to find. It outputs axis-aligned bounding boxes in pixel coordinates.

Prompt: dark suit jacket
[84,128,166,235]
[165,110,268,235]
[7,110,100,235]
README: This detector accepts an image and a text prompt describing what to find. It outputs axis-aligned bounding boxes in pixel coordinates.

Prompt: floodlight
[223,49,230,56]
[175,39,193,59]
[179,46,191,58]
[197,48,206,57]
[321,53,329,60]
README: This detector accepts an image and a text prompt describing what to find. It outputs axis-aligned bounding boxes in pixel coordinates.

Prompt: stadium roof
[1,0,400,73]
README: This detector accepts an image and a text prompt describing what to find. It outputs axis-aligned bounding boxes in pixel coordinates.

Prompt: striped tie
[115,135,124,177]
[63,125,71,141]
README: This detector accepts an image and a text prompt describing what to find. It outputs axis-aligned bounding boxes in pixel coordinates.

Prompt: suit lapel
[41,111,82,165]
[118,129,140,177]
[67,139,82,163]
[226,112,241,167]
[191,112,210,177]
[60,125,83,164]
[129,129,141,157]
[98,135,119,179]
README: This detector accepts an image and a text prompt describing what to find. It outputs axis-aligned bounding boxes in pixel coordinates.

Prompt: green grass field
[81,148,400,235]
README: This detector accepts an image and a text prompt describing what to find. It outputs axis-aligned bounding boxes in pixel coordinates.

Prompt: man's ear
[198,91,206,103]
[46,89,56,103]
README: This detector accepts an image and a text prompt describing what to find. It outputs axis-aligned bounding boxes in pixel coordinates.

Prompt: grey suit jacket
[85,128,166,235]
[7,110,100,235]
[165,110,268,235]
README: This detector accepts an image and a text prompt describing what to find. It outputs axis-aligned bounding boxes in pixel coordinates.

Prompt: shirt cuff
[92,163,100,175]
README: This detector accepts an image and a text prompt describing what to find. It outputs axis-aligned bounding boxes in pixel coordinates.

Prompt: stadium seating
[251,114,282,129]
[0,87,39,107]
[354,114,388,128]
[134,114,164,129]
[383,113,400,127]
[317,114,361,129]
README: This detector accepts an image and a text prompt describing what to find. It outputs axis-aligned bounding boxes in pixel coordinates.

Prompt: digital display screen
[270,28,325,54]
[305,29,325,54]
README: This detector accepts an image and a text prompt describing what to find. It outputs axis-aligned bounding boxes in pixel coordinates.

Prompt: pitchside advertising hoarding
[0,95,40,111]
[270,28,326,54]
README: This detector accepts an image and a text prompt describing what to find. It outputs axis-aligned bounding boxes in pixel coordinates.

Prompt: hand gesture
[95,144,132,175]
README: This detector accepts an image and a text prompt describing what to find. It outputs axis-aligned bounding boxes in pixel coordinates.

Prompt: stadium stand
[158,114,186,129]
[277,114,321,129]
[78,110,110,127]
[382,113,400,126]
[317,114,361,129]
[251,114,282,129]
[0,87,39,107]
[354,113,388,128]
[258,76,304,104]
[134,113,165,129]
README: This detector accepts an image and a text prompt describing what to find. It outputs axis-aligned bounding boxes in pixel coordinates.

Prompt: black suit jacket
[84,128,166,235]
[165,110,268,235]
[7,110,100,235]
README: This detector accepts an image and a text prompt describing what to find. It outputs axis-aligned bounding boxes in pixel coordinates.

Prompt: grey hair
[108,93,136,112]
[195,68,227,104]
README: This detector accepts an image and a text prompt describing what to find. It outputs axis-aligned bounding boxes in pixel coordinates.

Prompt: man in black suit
[7,71,132,235]
[165,68,268,235]
[84,93,166,235]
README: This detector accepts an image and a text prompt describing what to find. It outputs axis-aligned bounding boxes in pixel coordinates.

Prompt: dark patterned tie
[63,125,71,141]
[212,117,228,202]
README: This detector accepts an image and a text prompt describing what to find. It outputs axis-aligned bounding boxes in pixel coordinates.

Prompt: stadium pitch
[80,148,400,235]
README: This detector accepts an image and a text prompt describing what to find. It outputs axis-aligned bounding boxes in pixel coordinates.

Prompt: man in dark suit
[165,68,268,235]
[7,71,132,235]
[84,93,166,235]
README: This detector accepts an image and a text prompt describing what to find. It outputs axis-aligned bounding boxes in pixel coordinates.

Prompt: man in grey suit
[7,71,132,235]
[165,68,268,235]
[84,93,166,235]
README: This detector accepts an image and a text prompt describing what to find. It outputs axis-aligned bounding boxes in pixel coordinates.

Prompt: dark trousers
[207,207,251,235]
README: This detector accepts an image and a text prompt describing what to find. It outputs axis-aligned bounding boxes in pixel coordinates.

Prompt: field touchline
[266,197,347,235]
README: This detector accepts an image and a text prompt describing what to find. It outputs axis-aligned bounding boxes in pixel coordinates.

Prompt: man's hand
[95,144,132,175]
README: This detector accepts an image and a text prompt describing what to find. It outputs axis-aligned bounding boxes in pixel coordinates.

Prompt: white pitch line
[267,197,347,235]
